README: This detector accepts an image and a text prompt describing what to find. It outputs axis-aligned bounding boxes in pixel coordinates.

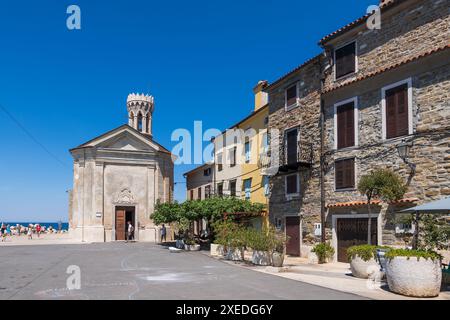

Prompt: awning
[400,197,450,214]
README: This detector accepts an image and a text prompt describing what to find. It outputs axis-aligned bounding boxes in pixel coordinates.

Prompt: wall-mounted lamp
[397,139,416,173]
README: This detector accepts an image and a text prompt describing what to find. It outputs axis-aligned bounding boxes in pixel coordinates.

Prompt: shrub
[311,242,335,264]
[346,245,391,262]
[385,249,442,262]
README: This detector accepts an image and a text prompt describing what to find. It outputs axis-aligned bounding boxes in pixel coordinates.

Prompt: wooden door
[286,216,300,256]
[337,218,377,263]
[115,209,126,240]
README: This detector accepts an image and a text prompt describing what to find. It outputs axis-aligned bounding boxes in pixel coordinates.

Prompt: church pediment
[71,125,167,154]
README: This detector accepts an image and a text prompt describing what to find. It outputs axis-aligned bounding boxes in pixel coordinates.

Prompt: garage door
[337,218,377,263]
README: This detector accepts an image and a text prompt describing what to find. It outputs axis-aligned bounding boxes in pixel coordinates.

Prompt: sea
[3,222,69,231]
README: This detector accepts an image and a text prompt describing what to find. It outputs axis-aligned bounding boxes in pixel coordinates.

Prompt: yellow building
[237,81,270,227]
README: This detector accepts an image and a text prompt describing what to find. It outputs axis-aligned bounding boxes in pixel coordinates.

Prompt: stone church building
[69,93,174,242]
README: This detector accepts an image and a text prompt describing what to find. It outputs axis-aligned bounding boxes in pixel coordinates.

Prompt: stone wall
[267,58,323,241]
[323,0,449,90]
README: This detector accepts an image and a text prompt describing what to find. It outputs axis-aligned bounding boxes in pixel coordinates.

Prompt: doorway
[336,218,377,262]
[115,206,135,241]
[286,216,300,256]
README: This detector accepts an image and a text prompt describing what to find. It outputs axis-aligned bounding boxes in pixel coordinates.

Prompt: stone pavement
[209,254,450,300]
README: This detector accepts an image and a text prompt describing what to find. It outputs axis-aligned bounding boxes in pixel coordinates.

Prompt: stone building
[265,56,323,256]
[319,0,450,261]
[69,93,174,242]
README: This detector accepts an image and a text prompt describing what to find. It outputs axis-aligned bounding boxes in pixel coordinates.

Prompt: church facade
[69,93,174,242]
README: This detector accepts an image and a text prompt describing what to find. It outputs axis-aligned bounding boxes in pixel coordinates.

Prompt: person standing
[36,224,41,238]
[160,224,167,243]
[126,221,134,242]
[27,226,33,240]
[1,224,5,242]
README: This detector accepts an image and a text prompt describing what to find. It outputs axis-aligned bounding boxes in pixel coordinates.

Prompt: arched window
[137,113,143,131]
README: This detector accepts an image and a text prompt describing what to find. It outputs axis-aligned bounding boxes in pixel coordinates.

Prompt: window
[263,176,270,196]
[285,174,299,195]
[245,141,251,163]
[285,128,298,165]
[190,189,194,200]
[217,153,223,172]
[230,147,236,167]
[137,113,143,131]
[264,116,269,126]
[205,185,211,198]
[285,84,298,110]
[203,168,211,176]
[217,183,224,197]
[197,187,202,200]
[230,180,237,197]
[382,80,411,139]
[335,98,357,149]
[335,158,355,190]
[335,42,356,79]
[261,132,269,153]
[244,179,252,199]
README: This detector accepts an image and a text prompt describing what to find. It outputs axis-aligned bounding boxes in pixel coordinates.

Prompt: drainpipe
[320,97,326,244]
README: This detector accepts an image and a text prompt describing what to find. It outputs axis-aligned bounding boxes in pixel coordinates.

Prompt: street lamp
[397,139,416,173]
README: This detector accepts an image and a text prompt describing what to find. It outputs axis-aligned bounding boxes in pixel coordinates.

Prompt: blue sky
[0,0,374,222]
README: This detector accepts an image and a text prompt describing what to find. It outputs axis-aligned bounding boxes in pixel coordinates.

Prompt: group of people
[124,222,167,243]
[1,223,46,242]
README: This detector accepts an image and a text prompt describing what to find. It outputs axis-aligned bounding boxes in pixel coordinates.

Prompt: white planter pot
[184,244,201,251]
[272,252,284,267]
[252,250,271,266]
[386,257,442,297]
[225,247,243,261]
[210,244,225,257]
[350,256,381,279]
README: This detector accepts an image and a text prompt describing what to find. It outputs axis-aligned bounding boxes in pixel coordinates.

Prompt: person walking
[27,226,33,240]
[126,221,134,242]
[36,224,41,238]
[1,223,5,242]
[160,224,167,243]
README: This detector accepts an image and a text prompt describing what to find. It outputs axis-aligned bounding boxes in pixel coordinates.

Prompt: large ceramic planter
[225,247,243,261]
[252,250,271,266]
[350,256,380,279]
[210,243,224,257]
[386,257,442,297]
[184,244,201,251]
[272,252,284,267]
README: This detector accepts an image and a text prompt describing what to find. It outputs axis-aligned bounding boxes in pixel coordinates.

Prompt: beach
[0,232,80,246]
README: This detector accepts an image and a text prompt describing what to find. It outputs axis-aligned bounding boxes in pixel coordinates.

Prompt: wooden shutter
[286,129,298,164]
[335,42,356,79]
[286,85,297,107]
[335,158,355,189]
[286,175,298,194]
[337,102,355,149]
[386,84,408,139]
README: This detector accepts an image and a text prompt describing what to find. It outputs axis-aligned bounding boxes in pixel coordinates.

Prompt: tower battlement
[127,93,154,105]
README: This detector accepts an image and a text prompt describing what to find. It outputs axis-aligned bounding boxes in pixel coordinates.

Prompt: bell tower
[127,93,154,136]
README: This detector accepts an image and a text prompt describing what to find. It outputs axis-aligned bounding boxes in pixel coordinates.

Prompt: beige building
[184,163,214,200]
[69,93,174,242]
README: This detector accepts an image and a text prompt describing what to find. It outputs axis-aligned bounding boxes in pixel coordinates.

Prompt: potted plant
[347,245,391,279]
[211,220,243,261]
[385,249,442,297]
[184,238,201,251]
[270,228,288,267]
[247,229,271,266]
[311,242,334,264]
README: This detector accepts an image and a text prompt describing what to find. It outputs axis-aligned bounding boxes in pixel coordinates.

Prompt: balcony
[258,141,313,175]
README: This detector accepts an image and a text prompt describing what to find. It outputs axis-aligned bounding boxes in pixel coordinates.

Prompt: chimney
[253,80,269,111]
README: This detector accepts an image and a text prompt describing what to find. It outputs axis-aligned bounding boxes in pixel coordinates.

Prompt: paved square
[0,243,366,300]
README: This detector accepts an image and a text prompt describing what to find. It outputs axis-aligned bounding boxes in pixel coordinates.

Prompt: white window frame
[244,140,251,163]
[285,82,300,111]
[333,40,358,81]
[263,175,270,197]
[381,77,413,141]
[285,173,300,199]
[333,96,359,150]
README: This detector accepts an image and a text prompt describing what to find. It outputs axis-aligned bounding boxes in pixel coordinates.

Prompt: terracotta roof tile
[323,45,449,94]
[326,200,382,208]
[319,0,404,45]
[389,197,419,205]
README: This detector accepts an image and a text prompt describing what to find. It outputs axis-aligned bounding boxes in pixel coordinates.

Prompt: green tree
[358,169,407,245]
